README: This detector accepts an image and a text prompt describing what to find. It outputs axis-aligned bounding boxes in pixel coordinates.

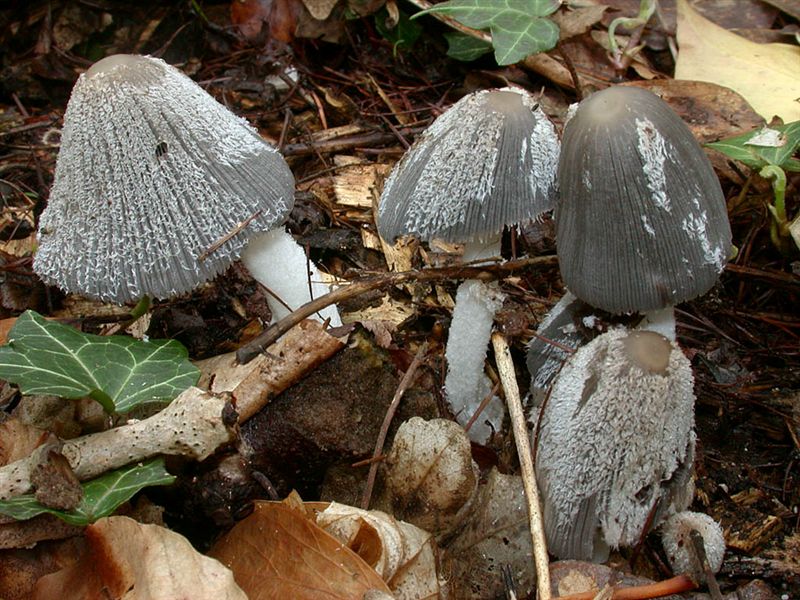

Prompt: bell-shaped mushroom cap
[535,328,696,561]
[660,511,725,577]
[34,54,295,303]
[377,87,559,244]
[555,86,732,314]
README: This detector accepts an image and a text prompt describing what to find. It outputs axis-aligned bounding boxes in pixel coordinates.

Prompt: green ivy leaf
[415,0,560,65]
[0,458,175,525]
[706,120,800,172]
[444,32,493,61]
[0,311,199,414]
[375,6,424,53]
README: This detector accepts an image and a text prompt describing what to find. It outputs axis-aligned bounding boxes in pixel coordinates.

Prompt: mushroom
[377,87,559,443]
[535,328,696,561]
[555,85,732,340]
[34,54,340,325]
[525,291,600,405]
[660,510,725,580]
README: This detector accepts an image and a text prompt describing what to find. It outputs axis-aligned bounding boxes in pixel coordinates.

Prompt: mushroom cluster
[531,86,732,560]
[378,87,560,443]
[36,54,340,325]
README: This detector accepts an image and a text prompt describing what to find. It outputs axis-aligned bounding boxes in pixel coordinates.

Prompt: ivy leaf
[706,121,800,172]
[0,311,199,414]
[444,32,493,61]
[415,0,560,65]
[0,458,175,525]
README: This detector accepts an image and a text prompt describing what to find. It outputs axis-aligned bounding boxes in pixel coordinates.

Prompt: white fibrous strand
[240,228,341,326]
[635,117,671,212]
[535,328,696,561]
[378,87,559,244]
[444,279,506,444]
[35,55,294,303]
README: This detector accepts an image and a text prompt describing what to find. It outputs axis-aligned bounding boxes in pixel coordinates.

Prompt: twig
[236,255,558,363]
[491,332,551,600]
[403,0,493,44]
[360,342,428,510]
[0,388,232,499]
[689,529,723,600]
[554,574,697,600]
[197,210,262,262]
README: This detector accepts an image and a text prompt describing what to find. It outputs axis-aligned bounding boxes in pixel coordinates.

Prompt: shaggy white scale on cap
[660,510,725,578]
[377,87,559,244]
[535,328,696,561]
[555,86,732,315]
[35,54,294,303]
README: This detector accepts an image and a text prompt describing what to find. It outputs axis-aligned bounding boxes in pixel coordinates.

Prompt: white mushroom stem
[240,228,342,327]
[638,306,677,341]
[444,237,505,444]
[0,387,233,499]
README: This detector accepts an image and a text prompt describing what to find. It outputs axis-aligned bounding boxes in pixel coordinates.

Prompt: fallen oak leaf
[675,0,800,122]
[210,501,392,599]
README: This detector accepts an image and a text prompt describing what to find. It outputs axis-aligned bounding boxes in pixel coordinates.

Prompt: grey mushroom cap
[34,54,295,304]
[535,328,696,561]
[555,85,732,314]
[377,87,560,244]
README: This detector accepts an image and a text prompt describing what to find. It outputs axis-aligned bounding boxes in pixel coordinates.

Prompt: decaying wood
[196,319,346,422]
[0,387,233,499]
[237,256,559,364]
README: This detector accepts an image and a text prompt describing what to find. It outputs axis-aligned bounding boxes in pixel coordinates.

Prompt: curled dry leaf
[317,502,446,600]
[210,501,391,600]
[32,516,246,600]
[444,469,535,599]
[379,417,477,537]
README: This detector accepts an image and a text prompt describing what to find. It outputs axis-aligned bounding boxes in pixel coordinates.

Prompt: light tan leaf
[32,516,245,600]
[210,501,391,600]
[317,502,446,600]
[301,0,339,21]
[675,0,800,122]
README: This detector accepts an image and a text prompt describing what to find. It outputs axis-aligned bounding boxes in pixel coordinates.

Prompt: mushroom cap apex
[85,53,148,79]
[623,330,672,374]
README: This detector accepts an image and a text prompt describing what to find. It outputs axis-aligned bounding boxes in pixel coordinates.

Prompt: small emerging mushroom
[555,86,732,339]
[378,87,559,443]
[535,328,696,561]
[35,54,340,325]
[660,510,725,580]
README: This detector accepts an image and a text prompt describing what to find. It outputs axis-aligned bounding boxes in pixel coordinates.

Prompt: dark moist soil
[0,0,798,597]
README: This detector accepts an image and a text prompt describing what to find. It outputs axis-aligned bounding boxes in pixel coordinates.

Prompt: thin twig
[403,0,493,44]
[236,255,558,363]
[361,342,428,510]
[491,332,551,600]
[197,210,262,262]
[555,574,697,600]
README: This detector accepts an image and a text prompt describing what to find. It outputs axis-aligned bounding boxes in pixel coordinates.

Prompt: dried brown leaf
[32,516,245,600]
[210,501,391,599]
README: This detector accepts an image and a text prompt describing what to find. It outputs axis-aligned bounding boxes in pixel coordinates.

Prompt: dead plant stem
[491,332,550,600]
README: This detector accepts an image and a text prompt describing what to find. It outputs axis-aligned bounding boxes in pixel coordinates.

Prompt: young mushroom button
[377,87,560,443]
[555,86,732,339]
[535,328,696,561]
[35,54,340,326]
